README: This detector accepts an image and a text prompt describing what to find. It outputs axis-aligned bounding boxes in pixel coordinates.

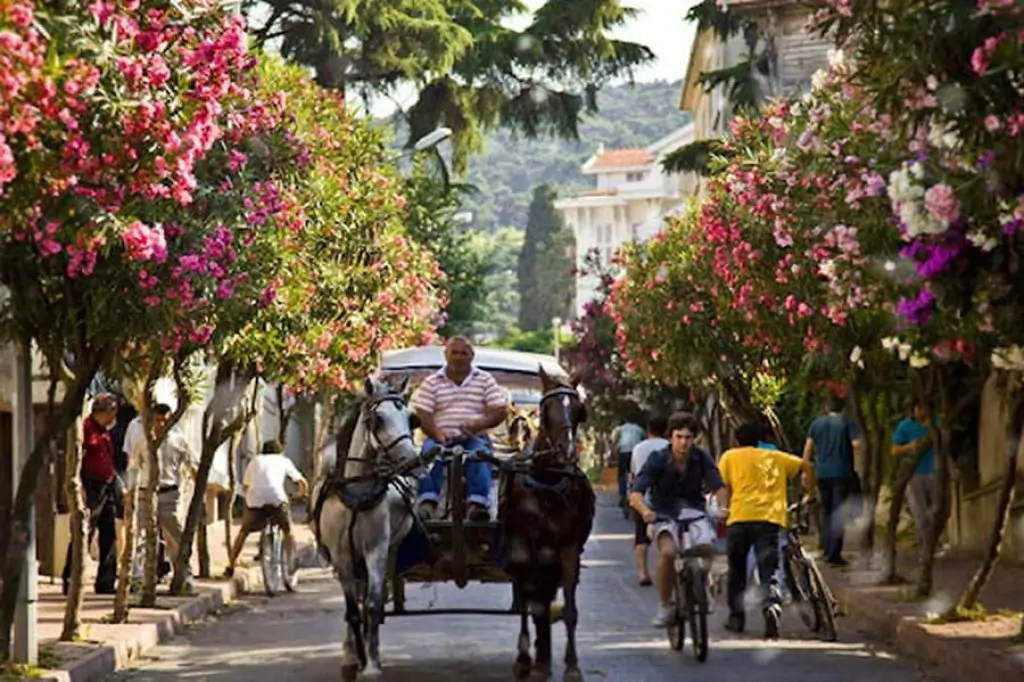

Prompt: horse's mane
[327,395,367,474]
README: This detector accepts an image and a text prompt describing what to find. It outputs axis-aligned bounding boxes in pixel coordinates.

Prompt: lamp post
[388,126,453,163]
[552,316,562,363]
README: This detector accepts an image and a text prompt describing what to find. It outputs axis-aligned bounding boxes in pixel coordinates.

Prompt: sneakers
[763,603,782,640]
[724,614,745,633]
[651,603,674,628]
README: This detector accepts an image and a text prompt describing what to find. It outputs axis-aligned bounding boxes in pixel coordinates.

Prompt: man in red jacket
[62,393,120,594]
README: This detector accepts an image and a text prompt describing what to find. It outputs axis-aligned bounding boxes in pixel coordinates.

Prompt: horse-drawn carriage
[376,346,570,601]
[311,344,593,681]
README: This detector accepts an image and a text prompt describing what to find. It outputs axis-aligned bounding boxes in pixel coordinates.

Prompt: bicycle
[663,508,714,662]
[260,508,298,597]
[781,501,838,642]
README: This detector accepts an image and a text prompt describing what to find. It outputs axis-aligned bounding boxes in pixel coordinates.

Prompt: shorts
[633,510,650,546]
[649,516,717,549]
[241,502,292,534]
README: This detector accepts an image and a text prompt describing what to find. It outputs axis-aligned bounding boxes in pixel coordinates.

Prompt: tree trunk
[916,370,954,598]
[140,357,191,605]
[312,395,336,479]
[881,454,921,583]
[112,481,137,622]
[198,501,210,579]
[0,363,95,658]
[223,432,239,563]
[276,383,291,448]
[946,384,1024,616]
[61,412,87,641]
[855,386,887,556]
[171,364,254,594]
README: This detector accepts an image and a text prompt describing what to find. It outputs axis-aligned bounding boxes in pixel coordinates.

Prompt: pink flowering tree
[166,59,445,594]
[0,0,304,647]
[815,0,1024,613]
[612,56,929,556]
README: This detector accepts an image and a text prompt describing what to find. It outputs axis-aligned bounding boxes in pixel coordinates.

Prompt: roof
[379,346,569,379]
[585,148,653,172]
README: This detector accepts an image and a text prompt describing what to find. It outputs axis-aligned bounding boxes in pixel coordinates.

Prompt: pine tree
[517,184,574,331]
[245,0,654,172]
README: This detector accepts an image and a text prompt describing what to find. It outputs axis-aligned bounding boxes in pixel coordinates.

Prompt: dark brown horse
[499,366,594,681]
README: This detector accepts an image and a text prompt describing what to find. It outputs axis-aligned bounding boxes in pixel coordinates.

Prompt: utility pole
[12,340,37,664]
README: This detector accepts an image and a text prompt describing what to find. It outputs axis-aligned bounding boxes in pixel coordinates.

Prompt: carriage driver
[413,336,509,522]
[629,412,725,627]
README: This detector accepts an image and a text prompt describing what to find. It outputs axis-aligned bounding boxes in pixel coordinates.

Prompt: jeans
[417,436,493,507]
[818,477,853,563]
[746,532,789,599]
[906,473,936,551]
[726,521,781,620]
[617,450,632,506]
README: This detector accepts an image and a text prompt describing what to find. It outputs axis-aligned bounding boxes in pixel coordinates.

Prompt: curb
[821,565,1024,682]
[37,541,319,682]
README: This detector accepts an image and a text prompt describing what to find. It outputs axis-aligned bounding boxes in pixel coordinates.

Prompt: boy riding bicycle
[225,439,308,578]
[629,412,724,627]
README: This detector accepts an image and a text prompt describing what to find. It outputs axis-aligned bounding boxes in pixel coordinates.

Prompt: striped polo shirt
[411,366,507,437]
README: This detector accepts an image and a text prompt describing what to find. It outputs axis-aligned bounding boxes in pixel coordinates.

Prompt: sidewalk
[821,550,1024,682]
[18,504,319,682]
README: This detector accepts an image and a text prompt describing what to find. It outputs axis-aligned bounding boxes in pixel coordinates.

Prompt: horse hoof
[362,664,383,678]
[341,664,359,682]
[564,667,584,682]
[529,666,552,681]
[513,660,532,679]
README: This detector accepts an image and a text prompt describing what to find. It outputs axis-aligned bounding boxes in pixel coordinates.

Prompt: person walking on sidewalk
[126,403,199,593]
[226,439,308,577]
[628,414,668,586]
[63,393,120,595]
[717,422,815,638]
[891,397,938,555]
[802,394,864,567]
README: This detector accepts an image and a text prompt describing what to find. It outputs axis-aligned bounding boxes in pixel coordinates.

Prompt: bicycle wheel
[261,525,282,597]
[785,553,818,631]
[667,578,685,651]
[687,566,709,663]
[806,562,838,642]
[283,539,298,593]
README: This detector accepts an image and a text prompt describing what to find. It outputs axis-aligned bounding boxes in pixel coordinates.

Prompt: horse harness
[312,393,424,562]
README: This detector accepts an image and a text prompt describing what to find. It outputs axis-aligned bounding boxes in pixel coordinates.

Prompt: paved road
[111,495,945,682]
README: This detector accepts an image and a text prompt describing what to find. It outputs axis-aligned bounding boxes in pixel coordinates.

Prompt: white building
[554,122,698,317]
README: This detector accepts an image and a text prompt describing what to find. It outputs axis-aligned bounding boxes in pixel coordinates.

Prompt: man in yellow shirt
[715,423,814,639]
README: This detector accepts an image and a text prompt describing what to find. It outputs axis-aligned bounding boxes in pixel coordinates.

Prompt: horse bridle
[336,393,415,473]
[537,386,586,460]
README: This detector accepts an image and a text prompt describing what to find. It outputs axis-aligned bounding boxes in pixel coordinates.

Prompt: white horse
[311,375,422,680]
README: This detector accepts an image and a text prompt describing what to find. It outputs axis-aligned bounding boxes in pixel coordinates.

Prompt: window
[626,172,646,182]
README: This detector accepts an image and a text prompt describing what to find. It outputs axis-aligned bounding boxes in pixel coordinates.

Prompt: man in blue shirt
[630,412,724,626]
[802,395,864,566]
[891,397,937,554]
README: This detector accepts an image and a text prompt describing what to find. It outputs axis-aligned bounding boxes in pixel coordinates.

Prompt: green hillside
[460,79,691,231]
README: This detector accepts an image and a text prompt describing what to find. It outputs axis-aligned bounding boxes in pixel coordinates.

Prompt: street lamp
[388,126,453,163]
[552,316,563,363]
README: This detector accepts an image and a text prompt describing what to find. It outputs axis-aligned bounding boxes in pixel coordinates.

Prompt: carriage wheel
[451,449,468,588]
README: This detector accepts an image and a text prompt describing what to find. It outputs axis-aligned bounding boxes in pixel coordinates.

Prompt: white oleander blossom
[849,345,864,369]
[992,346,1024,371]
[967,230,998,252]
[888,162,948,238]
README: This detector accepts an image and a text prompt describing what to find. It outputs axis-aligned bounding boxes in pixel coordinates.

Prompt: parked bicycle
[781,501,838,641]
[664,508,714,662]
[261,509,298,597]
